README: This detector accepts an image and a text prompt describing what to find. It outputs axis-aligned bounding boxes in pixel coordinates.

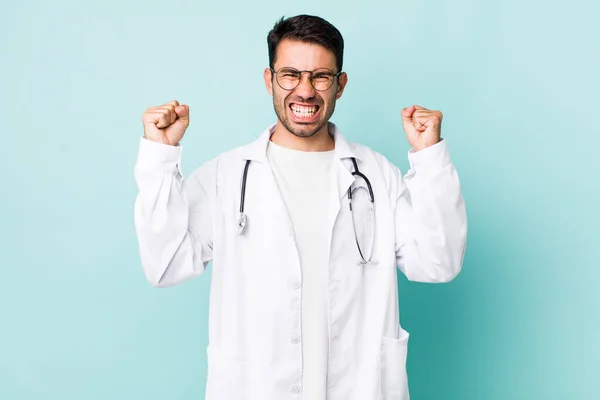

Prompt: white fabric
[266,140,335,400]
[133,122,468,400]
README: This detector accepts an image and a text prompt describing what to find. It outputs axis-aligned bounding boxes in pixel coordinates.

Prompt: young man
[134,14,467,400]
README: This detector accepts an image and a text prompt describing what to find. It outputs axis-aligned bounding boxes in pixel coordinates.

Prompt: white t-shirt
[267,139,336,400]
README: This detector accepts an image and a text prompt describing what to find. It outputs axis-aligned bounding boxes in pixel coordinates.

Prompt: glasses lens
[276,68,300,90]
[311,69,335,91]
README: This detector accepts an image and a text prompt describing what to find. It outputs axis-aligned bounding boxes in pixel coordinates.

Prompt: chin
[289,122,324,138]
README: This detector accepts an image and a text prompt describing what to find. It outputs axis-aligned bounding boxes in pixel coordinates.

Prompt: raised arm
[394,105,467,282]
[133,100,215,287]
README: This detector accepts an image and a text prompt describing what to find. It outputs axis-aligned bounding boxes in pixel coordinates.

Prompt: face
[264,39,348,138]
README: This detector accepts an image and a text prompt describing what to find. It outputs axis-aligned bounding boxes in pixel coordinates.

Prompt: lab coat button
[293,282,301,289]
[291,384,301,393]
[290,335,300,344]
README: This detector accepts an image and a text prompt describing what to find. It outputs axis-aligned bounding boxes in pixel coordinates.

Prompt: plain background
[1,0,598,399]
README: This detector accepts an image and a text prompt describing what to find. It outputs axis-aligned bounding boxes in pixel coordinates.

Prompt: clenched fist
[401,105,442,152]
[142,100,190,146]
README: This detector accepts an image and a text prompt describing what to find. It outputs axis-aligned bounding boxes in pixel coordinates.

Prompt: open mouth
[289,103,320,122]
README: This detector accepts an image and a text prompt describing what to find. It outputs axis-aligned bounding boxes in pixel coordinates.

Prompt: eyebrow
[277,67,335,72]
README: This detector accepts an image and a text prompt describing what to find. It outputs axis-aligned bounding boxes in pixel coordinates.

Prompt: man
[134,14,467,400]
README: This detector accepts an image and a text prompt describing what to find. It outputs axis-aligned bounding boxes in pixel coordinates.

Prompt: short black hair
[267,15,344,72]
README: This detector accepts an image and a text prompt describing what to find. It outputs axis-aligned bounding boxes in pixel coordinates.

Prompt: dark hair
[267,15,344,72]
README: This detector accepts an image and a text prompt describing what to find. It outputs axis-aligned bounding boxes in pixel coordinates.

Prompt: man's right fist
[142,100,190,146]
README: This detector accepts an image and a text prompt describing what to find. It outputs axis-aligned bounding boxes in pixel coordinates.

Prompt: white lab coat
[133,122,467,400]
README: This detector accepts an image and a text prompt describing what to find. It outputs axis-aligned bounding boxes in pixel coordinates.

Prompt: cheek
[324,92,337,107]
[273,91,288,110]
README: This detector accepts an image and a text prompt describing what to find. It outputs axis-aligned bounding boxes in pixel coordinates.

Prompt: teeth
[291,105,318,118]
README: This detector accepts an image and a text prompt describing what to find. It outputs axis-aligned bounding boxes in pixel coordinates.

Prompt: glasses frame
[270,67,342,92]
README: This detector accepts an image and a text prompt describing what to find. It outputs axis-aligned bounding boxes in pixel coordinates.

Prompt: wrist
[412,138,441,152]
[143,134,179,147]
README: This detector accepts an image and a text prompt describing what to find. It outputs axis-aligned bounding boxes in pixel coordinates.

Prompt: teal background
[1,0,598,399]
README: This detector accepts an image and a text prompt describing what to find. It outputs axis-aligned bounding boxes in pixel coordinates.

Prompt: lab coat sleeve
[133,137,216,287]
[394,139,467,283]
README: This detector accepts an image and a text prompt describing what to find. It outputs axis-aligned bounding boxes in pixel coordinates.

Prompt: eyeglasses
[270,67,342,91]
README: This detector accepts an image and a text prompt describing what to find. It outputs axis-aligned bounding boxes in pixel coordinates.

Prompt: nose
[293,71,316,98]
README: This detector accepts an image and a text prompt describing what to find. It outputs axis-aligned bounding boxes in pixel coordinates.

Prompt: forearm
[395,140,467,282]
[134,138,212,287]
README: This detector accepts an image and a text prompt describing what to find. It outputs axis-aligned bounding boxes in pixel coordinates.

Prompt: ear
[335,72,348,100]
[264,68,274,96]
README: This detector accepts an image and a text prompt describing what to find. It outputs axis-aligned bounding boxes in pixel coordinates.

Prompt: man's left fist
[401,105,442,152]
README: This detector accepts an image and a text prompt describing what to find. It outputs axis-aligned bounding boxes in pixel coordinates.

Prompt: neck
[270,121,334,152]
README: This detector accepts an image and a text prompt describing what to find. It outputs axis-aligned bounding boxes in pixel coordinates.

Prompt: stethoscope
[237,157,376,264]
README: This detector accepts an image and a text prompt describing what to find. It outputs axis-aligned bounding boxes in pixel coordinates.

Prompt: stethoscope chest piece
[237,212,248,235]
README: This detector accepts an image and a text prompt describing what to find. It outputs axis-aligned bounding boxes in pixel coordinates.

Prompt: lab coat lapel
[238,123,299,241]
[332,157,355,214]
[327,124,360,247]
[329,122,360,205]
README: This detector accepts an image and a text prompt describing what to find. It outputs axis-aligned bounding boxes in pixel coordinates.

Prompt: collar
[239,121,360,163]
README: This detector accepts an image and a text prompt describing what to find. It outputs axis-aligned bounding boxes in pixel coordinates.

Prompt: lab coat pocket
[380,327,410,400]
[205,346,269,400]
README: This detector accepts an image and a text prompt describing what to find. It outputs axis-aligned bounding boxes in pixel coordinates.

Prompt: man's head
[264,15,348,139]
